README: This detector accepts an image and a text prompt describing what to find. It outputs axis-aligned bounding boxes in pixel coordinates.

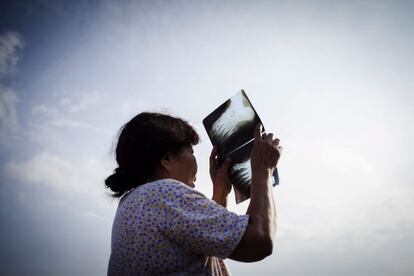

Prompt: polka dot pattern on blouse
[108,178,249,275]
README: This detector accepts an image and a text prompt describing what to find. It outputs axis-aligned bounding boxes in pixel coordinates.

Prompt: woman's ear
[160,153,172,173]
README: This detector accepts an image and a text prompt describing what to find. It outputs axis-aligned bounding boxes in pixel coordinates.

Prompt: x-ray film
[203,90,279,204]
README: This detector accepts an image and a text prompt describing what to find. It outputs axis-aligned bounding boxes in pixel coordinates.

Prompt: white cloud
[31,104,55,115]
[0,31,23,144]
[29,90,113,143]
[50,118,104,132]
[0,86,20,143]
[51,118,88,128]
[59,90,100,113]
[0,31,24,76]
[31,90,101,116]
[4,152,111,195]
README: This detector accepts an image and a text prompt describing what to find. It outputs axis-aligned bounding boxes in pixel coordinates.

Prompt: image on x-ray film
[203,90,279,204]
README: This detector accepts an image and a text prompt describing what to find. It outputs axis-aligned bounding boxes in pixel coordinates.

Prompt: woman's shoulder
[140,178,188,191]
[129,178,200,200]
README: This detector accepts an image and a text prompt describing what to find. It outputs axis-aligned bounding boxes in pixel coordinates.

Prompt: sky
[0,0,413,275]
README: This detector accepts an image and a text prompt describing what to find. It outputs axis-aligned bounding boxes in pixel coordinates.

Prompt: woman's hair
[105,112,199,198]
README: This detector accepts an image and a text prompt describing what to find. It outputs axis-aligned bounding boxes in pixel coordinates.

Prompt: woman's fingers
[277,145,283,153]
[219,157,232,175]
[254,124,281,151]
[265,133,274,143]
[251,125,282,170]
[272,138,280,147]
[254,123,262,140]
[210,145,218,166]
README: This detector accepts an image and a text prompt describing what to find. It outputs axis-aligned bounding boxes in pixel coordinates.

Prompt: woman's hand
[209,146,232,207]
[251,124,282,173]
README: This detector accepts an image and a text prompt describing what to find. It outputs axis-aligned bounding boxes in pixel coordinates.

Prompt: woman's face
[168,145,198,188]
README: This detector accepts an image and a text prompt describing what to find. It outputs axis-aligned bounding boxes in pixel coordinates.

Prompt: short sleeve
[147,179,249,259]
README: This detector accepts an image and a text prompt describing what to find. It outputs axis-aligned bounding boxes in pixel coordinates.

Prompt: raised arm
[229,124,281,262]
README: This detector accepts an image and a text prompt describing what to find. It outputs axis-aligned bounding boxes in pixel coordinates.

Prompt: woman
[105,112,281,275]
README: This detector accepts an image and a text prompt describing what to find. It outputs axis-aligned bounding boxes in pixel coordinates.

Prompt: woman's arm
[228,124,281,262]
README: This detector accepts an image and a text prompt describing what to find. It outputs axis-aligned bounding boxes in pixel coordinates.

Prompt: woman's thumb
[254,123,262,140]
[220,157,232,174]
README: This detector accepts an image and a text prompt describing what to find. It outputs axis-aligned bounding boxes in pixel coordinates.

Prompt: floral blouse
[108,178,249,275]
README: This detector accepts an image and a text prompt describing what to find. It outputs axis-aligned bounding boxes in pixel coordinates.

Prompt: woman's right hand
[250,124,282,173]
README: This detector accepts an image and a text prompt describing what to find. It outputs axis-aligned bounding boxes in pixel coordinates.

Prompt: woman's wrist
[212,187,228,207]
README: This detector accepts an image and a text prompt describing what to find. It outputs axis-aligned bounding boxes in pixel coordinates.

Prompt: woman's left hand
[209,146,232,200]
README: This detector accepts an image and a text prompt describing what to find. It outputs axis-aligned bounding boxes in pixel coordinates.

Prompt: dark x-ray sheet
[203,90,279,204]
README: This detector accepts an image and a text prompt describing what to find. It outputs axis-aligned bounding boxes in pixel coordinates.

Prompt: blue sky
[0,1,413,275]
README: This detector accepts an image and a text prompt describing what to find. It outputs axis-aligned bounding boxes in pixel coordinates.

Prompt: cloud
[0,31,23,145]
[31,104,53,115]
[4,152,110,195]
[0,31,24,76]
[28,90,113,150]
[31,90,101,117]
[0,86,20,143]
[59,90,100,113]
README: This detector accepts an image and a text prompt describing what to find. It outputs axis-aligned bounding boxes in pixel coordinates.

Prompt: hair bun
[105,168,131,197]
